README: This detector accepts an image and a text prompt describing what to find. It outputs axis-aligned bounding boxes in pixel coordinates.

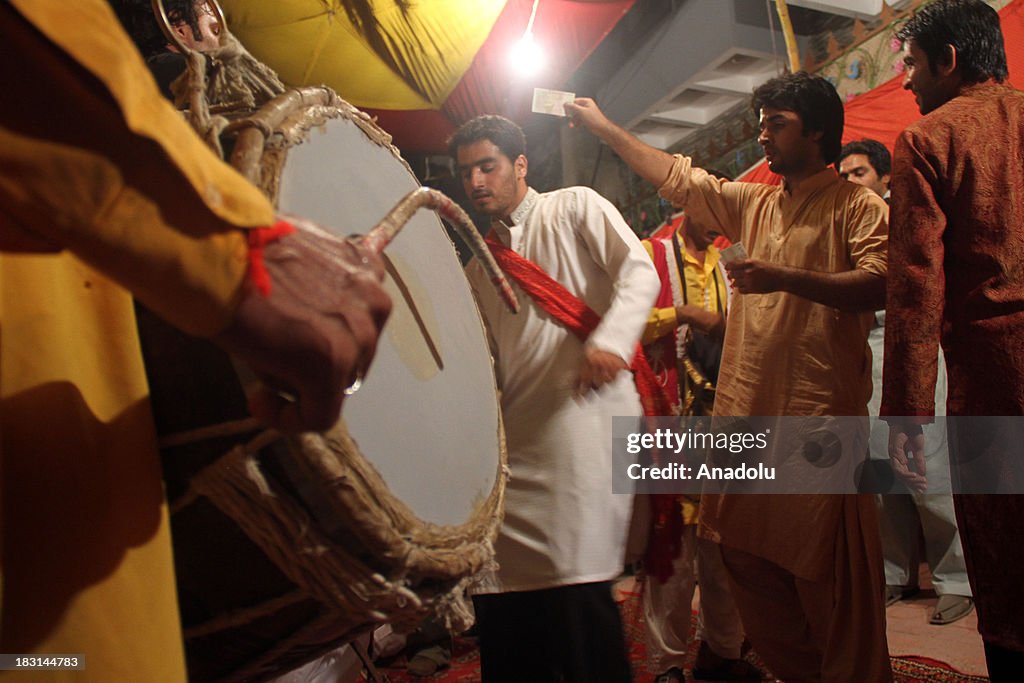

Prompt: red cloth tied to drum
[246,220,296,296]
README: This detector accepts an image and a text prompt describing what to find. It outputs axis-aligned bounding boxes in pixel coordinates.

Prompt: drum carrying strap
[484,237,673,417]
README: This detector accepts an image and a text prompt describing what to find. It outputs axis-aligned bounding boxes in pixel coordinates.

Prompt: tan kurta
[657,155,892,682]
[1,2,274,680]
[658,157,887,579]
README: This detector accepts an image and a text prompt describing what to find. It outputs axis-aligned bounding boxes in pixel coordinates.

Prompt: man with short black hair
[569,72,891,682]
[449,114,660,682]
[837,139,891,199]
[883,0,1024,677]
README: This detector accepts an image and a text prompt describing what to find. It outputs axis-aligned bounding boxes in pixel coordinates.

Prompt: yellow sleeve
[639,238,677,344]
[0,129,248,337]
[642,307,679,345]
[680,495,701,526]
[0,0,276,337]
[8,0,275,228]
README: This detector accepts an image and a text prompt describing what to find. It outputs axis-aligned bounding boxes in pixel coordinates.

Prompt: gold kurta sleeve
[844,187,889,279]
[657,154,757,245]
[1,0,276,336]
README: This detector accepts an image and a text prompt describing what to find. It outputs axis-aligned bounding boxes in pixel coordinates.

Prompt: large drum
[139,88,507,682]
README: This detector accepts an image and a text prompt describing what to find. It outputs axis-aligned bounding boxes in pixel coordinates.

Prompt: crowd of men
[2,0,1023,681]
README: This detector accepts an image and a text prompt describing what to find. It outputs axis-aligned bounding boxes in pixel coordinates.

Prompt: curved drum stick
[364,187,520,314]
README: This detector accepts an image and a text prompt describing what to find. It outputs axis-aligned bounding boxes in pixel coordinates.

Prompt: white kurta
[467,186,660,593]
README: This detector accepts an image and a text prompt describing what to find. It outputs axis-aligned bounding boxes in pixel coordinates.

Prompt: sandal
[930,594,974,625]
[693,641,762,681]
[885,584,920,607]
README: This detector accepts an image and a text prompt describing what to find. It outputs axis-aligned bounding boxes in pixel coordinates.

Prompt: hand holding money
[723,248,788,295]
[532,88,576,117]
[563,96,614,136]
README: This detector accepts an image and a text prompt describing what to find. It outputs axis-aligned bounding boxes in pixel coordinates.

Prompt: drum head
[278,116,500,527]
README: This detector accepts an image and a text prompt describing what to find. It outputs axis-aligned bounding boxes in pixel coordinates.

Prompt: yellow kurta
[641,239,728,346]
[641,236,729,525]
[0,1,274,680]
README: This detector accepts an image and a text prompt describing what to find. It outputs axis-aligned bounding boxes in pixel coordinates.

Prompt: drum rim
[228,90,508,558]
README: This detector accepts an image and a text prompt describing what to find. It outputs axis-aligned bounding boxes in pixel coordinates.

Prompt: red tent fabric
[739,0,1024,185]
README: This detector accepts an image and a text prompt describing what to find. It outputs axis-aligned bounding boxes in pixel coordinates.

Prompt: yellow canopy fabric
[221,0,506,111]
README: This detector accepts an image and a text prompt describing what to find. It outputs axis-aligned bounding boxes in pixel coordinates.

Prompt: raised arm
[568,99,748,244]
[565,98,676,194]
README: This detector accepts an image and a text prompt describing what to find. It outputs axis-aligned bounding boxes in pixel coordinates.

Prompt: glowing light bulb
[510,32,546,77]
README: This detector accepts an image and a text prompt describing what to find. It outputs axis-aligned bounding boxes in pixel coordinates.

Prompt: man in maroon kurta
[882,1,1024,678]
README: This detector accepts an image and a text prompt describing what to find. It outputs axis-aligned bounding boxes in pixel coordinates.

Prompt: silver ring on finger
[344,375,363,395]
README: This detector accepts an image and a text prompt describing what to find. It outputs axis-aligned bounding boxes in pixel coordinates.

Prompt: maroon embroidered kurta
[883,81,1024,652]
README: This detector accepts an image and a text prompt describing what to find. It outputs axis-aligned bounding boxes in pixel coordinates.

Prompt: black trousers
[472,581,632,683]
[984,641,1024,682]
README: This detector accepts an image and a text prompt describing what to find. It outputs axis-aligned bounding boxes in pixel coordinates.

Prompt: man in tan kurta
[568,73,891,682]
[0,2,391,680]
[883,1,1024,678]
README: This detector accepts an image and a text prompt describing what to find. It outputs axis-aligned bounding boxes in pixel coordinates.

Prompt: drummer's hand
[574,347,628,398]
[215,216,392,433]
[564,97,613,138]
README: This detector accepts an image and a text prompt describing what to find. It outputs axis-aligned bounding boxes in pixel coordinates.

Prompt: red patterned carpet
[365,590,988,682]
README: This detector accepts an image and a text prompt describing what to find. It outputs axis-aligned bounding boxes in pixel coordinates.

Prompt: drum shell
[139,89,506,682]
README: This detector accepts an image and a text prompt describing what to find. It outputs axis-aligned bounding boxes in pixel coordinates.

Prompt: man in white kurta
[450,115,659,682]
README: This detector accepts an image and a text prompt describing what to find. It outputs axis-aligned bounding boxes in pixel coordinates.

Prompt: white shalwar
[467,186,660,594]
